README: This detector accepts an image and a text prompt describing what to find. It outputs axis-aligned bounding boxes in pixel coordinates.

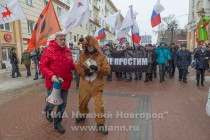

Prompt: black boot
[183,79,187,83]
[54,124,65,133]
[197,79,199,86]
[97,125,108,135]
[75,115,86,123]
[201,80,204,87]
[46,113,53,122]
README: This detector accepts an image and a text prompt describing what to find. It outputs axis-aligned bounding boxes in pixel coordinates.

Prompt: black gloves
[84,65,98,76]
[84,69,93,76]
[89,65,98,71]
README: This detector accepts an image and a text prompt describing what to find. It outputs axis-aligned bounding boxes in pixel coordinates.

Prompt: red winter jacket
[40,40,76,90]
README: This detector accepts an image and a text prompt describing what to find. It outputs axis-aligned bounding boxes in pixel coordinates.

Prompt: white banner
[105,11,121,33]
[60,0,89,34]
[0,0,26,24]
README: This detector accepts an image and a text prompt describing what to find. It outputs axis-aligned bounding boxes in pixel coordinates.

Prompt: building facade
[0,21,22,68]
[0,0,125,69]
[187,0,210,52]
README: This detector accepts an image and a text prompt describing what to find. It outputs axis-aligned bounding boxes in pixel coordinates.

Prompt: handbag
[191,59,197,68]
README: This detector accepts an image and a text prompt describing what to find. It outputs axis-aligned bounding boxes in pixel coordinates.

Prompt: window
[74,35,77,42]
[26,0,33,6]
[102,9,104,14]
[0,23,11,31]
[27,20,35,34]
[57,7,62,17]
[43,0,48,6]
[69,32,72,40]
[77,34,79,41]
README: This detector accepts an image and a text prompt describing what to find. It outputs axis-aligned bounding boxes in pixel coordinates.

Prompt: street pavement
[0,68,210,140]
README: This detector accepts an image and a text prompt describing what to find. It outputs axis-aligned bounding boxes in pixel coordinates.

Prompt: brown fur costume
[76,35,110,125]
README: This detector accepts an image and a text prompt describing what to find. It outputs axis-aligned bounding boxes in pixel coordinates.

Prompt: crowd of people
[100,41,210,86]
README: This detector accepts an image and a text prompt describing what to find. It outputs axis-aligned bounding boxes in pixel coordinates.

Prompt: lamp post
[168,23,178,44]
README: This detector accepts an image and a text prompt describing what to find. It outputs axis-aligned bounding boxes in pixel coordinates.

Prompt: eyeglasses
[59,39,66,41]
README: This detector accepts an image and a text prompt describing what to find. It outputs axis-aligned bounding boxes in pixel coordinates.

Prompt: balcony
[93,5,100,11]
[94,18,99,24]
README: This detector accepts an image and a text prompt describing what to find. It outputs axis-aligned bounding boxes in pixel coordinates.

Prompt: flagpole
[130,5,135,48]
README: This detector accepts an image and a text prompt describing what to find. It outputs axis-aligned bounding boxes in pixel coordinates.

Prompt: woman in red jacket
[40,32,75,134]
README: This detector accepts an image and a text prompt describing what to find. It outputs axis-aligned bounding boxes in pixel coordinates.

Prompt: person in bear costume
[76,35,110,135]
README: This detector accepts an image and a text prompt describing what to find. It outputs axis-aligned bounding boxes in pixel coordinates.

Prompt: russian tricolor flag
[94,27,106,40]
[131,19,141,44]
[151,2,165,28]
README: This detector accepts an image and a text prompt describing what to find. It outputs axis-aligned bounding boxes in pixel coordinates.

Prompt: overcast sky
[111,0,189,44]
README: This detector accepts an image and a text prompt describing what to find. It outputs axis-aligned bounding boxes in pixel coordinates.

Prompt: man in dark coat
[134,44,143,80]
[145,44,156,82]
[151,45,157,79]
[10,47,21,78]
[174,44,192,83]
[168,43,178,79]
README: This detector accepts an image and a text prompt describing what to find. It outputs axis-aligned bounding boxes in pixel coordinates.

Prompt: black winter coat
[174,50,192,69]
[194,49,210,70]
[10,51,18,64]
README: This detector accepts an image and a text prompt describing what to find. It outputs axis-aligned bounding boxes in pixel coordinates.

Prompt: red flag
[27,0,61,52]
[119,37,125,45]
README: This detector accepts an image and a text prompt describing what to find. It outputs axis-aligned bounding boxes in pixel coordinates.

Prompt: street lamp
[168,22,178,43]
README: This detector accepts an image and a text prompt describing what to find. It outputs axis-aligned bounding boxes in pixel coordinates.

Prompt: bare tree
[154,14,187,44]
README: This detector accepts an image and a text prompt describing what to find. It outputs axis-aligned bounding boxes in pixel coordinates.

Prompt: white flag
[105,11,121,33]
[121,7,133,29]
[0,0,26,24]
[153,2,165,14]
[117,7,133,38]
[117,27,131,39]
[60,0,89,34]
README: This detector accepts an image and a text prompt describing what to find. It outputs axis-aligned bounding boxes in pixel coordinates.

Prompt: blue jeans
[12,63,20,77]
[169,62,176,77]
[34,60,39,78]
[126,72,132,80]
[159,64,165,81]
[44,89,68,126]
